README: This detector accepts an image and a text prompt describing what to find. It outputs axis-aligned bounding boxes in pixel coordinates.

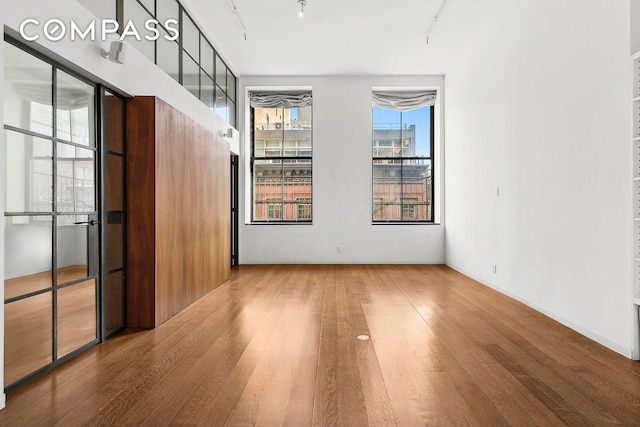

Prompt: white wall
[0,34,5,411]
[239,76,445,264]
[0,0,237,408]
[632,0,640,53]
[445,0,633,357]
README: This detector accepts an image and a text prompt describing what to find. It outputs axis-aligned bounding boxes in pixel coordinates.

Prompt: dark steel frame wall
[3,35,127,392]
[98,89,127,341]
[230,154,239,265]
[249,106,314,224]
[372,106,435,224]
[116,0,238,128]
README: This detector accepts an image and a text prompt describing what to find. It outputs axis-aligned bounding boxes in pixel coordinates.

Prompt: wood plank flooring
[1,264,639,426]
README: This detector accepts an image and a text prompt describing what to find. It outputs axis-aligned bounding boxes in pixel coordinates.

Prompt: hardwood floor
[1,264,639,426]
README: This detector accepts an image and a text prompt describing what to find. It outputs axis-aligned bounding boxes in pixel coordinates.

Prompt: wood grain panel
[126,96,230,328]
[125,97,156,328]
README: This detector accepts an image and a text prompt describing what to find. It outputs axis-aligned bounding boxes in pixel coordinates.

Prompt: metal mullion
[116,0,125,29]
[400,159,404,221]
[97,86,106,342]
[136,0,154,17]
[280,112,287,221]
[178,3,184,85]
[51,66,58,363]
[430,106,435,221]
[198,30,202,100]
[3,124,53,141]
[57,275,98,290]
[4,286,55,305]
[400,111,404,221]
[4,212,53,216]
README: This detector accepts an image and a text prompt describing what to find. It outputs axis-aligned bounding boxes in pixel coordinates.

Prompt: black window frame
[93,0,238,127]
[250,104,313,224]
[372,106,435,224]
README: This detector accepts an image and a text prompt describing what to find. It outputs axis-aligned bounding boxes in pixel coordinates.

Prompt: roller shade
[372,90,437,112]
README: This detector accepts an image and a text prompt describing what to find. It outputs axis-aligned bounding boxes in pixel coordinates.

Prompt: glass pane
[216,55,227,93]
[227,69,236,102]
[3,42,53,135]
[183,51,200,99]
[105,271,125,336]
[4,292,53,386]
[57,71,94,147]
[157,0,179,25]
[215,86,227,122]
[402,159,432,221]
[228,99,236,128]
[254,106,280,132]
[253,159,282,221]
[57,215,89,284]
[201,37,214,78]
[182,12,199,61]
[157,35,179,83]
[4,216,53,299]
[403,107,431,157]
[57,279,97,358]
[56,143,95,212]
[373,160,401,221]
[124,0,155,63]
[284,106,312,157]
[104,92,124,154]
[138,0,154,14]
[5,130,53,213]
[283,159,312,221]
[372,108,402,158]
[76,0,115,19]
[105,213,124,271]
[105,154,124,211]
[201,72,214,110]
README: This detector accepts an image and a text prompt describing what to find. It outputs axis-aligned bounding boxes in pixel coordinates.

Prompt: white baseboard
[446,263,634,359]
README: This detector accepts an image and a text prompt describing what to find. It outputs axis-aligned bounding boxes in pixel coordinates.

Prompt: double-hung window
[250,91,313,222]
[372,90,436,222]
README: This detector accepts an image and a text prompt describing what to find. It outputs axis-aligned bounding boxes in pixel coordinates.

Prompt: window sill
[372,222,440,225]
[247,221,313,225]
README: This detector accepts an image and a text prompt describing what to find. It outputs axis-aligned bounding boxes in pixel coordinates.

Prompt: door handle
[73,219,101,226]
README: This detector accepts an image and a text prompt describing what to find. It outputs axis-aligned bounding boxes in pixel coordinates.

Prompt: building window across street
[250,91,313,222]
[372,89,436,223]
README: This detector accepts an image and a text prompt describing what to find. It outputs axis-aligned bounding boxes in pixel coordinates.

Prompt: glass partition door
[3,41,100,390]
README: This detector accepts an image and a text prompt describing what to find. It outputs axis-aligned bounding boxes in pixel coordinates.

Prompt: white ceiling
[181,0,508,77]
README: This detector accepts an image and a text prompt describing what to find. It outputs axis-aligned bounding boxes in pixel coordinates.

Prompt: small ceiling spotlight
[298,0,307,17]
[101,41,127,64]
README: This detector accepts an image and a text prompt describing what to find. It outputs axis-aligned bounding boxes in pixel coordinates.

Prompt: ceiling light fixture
[298,0,307,18]
[425,0,449,44]
[228,0,247,41]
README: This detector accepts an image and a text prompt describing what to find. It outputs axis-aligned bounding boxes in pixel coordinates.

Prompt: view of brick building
[252,107,432,222]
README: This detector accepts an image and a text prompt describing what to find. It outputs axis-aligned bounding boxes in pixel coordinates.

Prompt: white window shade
[249,91,312,108]
[372,90,437,112]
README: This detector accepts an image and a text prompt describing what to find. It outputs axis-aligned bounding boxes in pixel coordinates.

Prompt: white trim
[243,85,314,225]
[371,85,443,224]
[447,262,635,359]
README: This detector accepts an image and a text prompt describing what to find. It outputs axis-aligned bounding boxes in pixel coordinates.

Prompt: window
[372,90,436,222]
[250,91,313,222]
[82,0,237,126]
[297,198,312,220]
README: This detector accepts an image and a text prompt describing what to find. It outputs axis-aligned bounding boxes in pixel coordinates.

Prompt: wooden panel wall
[126,97,157,328]
[126,97,230,328]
